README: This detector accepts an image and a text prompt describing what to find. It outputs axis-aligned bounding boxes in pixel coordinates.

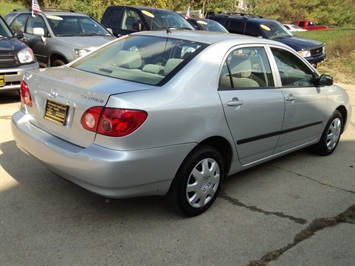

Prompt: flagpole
[32,0,34,17]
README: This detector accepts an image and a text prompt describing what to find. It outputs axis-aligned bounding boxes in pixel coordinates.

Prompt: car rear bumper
[11,110,194,198]
[0,62,39,91]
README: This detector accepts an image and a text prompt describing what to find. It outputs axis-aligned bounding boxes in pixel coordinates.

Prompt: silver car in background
[12,31,351,216]
[5,10,115,67]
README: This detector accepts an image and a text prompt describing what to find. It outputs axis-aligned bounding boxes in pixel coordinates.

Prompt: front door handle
[285,94,296,102]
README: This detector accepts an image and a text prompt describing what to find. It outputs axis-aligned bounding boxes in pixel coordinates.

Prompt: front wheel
[169,145,224,217]
[52,59,66,67]
[312,110,343,156]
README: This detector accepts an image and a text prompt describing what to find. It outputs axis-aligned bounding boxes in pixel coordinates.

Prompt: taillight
[20,81,32,107]
[81,107,148,137]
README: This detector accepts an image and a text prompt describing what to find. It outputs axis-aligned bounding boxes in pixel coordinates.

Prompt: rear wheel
[169,145,224,217]
[312,110,343,156]
[52,59,66,67]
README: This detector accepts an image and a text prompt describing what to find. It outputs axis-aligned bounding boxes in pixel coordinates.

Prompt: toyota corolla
[12,31,351,216]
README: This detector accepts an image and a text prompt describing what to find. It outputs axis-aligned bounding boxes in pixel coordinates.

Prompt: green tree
[16,0,355,26]
[248,0,355,26]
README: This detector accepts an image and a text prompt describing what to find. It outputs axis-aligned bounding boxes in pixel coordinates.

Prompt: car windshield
[141,9,194,30]
[259,21,293,39]
[46,15,111,36]
[197,19,228,32]
[71,35,207,86]
[0,17,14,38]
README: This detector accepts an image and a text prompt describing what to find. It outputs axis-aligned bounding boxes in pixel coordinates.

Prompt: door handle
[285,94,296,102]
[227,97,243,107]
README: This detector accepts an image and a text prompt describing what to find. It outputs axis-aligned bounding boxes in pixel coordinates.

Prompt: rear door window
[219,46,274,89]
[228,19,244,34]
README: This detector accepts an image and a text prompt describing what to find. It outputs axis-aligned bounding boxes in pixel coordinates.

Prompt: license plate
[44,100,68,125]
[0,74,4,87]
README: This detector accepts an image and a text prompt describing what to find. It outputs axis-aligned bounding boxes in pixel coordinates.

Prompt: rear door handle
[227,97,243,107]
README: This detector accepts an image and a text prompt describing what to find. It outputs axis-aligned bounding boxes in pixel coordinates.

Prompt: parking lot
[1,83,354,265]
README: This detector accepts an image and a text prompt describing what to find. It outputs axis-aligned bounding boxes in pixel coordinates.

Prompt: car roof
[8,10,89,17]
[209,14,277,23]
[107,5,177,13]
[188,17,222,24]
[189,17,212,21]
[132,30,288,47]
[44,11,89,17]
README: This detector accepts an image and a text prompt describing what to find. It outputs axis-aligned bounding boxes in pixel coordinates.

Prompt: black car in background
[101,5,194,37]
[207,14,326,67]
[187,17,229,32]
[0,15,38,92]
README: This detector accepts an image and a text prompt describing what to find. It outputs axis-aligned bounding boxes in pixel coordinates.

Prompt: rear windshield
[71,35,207,86]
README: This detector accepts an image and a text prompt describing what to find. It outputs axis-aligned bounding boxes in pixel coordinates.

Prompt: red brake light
[81,107,148,137]
[20,81,32,107]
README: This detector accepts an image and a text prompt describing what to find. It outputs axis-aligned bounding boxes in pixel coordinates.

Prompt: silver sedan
[12,31,351,216]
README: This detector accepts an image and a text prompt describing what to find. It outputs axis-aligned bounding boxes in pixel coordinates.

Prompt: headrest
[142,64,164,74]
[164,58,183,75]
[230,57,252,78]
[115,50,142,69]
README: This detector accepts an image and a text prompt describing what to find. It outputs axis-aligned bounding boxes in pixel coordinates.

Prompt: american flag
[32,0,42,16]
[185,6,190,19]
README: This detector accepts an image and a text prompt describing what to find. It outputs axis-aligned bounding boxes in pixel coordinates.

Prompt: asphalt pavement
[1,84,354,266]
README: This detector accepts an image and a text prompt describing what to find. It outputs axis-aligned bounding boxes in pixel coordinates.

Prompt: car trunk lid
[24,66,148,147]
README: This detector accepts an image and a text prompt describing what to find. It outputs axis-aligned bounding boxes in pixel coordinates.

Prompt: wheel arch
[336,105,347,134]
[49,53,68,67]
[197,136,234,177]
[169,136,233,189]
[167,136,233,216]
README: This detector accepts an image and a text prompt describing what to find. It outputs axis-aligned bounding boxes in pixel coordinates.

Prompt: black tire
[312,110,343,156]
[169,145,224,217]
[52,59,66,67]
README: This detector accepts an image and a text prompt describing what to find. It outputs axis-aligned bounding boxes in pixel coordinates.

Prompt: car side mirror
[33,27,45,37]
[317,74,333,86]
[14,30,24,39]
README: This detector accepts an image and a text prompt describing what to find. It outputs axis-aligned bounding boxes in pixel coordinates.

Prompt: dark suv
[0,15,38,92]
[207,14,326,67]
[101,5,194,37]
[5,10,115,67]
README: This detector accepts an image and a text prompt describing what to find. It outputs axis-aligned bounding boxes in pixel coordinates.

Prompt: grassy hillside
[0,1,25,17]
[290,28,355,84]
